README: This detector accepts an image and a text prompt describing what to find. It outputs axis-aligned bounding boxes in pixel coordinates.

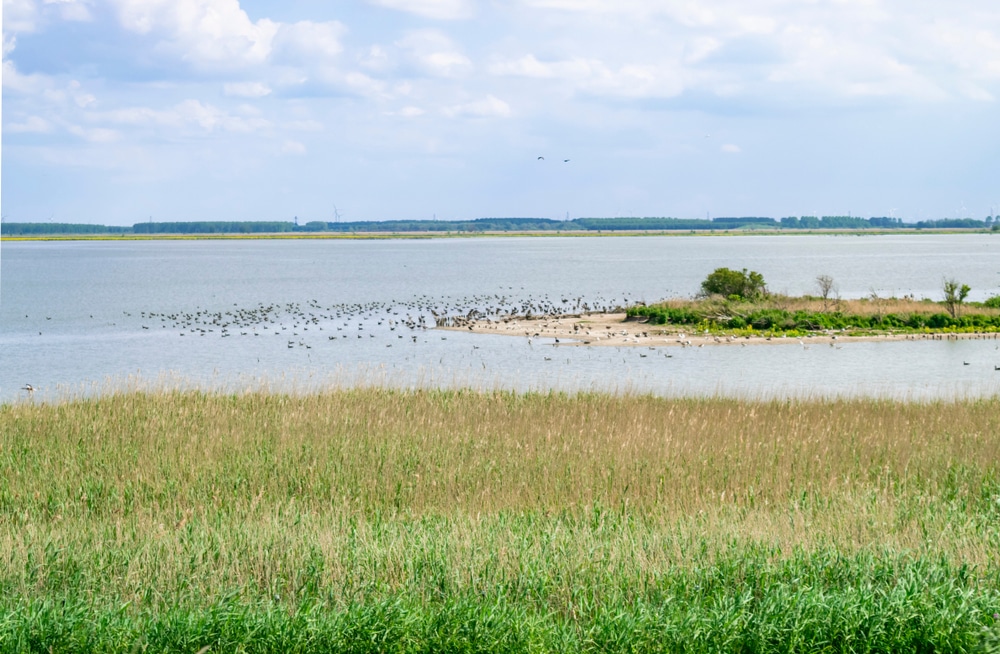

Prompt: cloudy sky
[3,0,1000,226]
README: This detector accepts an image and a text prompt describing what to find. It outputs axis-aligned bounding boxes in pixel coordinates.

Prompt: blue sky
[3,0,1000,226]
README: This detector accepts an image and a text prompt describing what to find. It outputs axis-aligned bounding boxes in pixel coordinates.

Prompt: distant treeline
[2,222,131,235]
[3,215,998,235]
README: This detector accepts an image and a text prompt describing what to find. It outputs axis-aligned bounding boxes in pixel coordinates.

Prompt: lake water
[2,233,1000,402]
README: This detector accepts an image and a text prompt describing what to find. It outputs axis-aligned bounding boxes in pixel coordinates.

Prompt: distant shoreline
[3,227,998,242]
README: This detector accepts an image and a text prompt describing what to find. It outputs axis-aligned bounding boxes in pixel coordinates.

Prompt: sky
[3,0,1000,226]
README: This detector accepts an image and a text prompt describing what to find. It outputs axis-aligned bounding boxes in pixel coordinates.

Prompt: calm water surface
[2,234,999,402]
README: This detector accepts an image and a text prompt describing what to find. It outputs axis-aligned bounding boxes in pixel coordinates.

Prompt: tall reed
[2,389,999,652]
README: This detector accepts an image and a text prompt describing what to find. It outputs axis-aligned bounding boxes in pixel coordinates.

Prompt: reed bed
[2,389,999,652]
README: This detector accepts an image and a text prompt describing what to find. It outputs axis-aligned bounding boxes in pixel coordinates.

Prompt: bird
[537,156,545,160]
[563,159,570,163]
[21,384,35,393]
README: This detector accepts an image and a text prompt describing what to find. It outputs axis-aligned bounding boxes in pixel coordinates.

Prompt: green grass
[2,389,999,652]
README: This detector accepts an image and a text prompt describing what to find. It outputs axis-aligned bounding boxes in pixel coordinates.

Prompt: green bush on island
[699,267,768,300]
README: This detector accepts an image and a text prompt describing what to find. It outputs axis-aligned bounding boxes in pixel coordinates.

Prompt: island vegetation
[627,269,1000,337]
[3,214,1000,236]
[2,387,1000,652]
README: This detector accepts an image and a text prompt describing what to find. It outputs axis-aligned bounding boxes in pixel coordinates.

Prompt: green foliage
[326,217,571,232]
[700,268,768,300]
[943,279,972,318]
[1,222,129,235]
[983,296,1000,309]
[2,551,998,653]
[627,305,700,324]
[132,221,297,234]
[630,302,1000,334]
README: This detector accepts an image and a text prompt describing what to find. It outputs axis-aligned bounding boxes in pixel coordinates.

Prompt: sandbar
[439,313,1000,348]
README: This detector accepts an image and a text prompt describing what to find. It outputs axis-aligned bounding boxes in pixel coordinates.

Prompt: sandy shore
[439,312,1000,348]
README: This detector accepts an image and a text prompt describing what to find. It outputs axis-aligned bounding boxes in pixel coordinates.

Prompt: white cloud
[281,140,306,155]
[766,25,946,101]
[490,54,599,80]
[505,0,1000,104]
[68,124,120,142]
[957,81,994,102]
[68,80,97,107]
[2,33,16,58]
[104,99,270,133]
[396,30,472,77]
[2,58,54,93]
[111,0,278,69]
[367,0,472,20]
[359,45,391,72]
[271,20,344,64]
[2,60,103,117]
[443,94,511,118]
[224,81,272,98]
[43,0,92,22]
[492,54,683,99]
[284,119,324,131]
[3,0,40,33]
[6,115,53,133]
[385,105,425,117]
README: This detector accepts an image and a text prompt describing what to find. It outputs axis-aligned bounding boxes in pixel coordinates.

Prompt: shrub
[927,314,952,329]
[700,268,768,300]
[726,316,747,329]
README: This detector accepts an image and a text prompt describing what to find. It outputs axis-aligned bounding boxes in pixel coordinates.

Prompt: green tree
[700,267,768,300]
[942,278,971,318]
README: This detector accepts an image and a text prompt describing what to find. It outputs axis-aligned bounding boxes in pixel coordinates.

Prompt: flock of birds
[125,293,630,348]
[18,290,1000,394]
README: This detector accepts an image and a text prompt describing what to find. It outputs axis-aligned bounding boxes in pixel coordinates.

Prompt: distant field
[2,389,999,652]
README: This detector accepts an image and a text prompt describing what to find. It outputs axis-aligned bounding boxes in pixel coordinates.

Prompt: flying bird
[21,384,35,392]
[563,159,570,162]
[537,156,545,160]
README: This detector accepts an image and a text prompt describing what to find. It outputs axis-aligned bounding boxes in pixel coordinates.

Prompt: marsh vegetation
[2,389,999,651]
[629,270,1000,336]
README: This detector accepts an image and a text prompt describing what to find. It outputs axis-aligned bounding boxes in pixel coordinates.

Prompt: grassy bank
[2,389,999,652]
